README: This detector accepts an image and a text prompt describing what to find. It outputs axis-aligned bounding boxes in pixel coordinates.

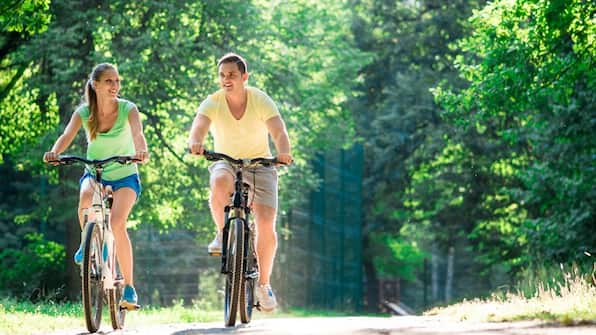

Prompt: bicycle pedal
[208,251,222,257]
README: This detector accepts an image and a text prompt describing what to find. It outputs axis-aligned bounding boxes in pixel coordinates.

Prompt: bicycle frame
[83,167,118,290]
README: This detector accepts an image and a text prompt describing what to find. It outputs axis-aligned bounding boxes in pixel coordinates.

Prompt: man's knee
[210,172,233,193]
[254,205,277,234]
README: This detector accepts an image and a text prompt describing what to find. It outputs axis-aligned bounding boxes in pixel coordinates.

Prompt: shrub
[0,233,66,300]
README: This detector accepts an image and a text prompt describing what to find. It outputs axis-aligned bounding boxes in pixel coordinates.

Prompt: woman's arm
[128,106,150,163]
[43,112,82,162]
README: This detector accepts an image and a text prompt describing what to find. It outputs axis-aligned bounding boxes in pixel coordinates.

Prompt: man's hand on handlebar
[276,153,293,165]
[188,142,204,155]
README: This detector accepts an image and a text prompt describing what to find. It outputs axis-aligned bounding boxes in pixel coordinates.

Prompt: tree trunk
[431,244,439,302]
[445,246,454,302]
[363,237,379,312]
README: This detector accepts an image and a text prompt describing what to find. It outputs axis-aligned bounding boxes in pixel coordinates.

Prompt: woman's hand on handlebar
[188,142,205,155]
[134,150,150,164]
[43,151,60,165]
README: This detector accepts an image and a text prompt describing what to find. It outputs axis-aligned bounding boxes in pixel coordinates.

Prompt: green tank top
[77,98,138,181]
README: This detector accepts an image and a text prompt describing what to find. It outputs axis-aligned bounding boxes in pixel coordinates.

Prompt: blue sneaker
[74,245,83,265]
[74,242,107,264]
[102,242,108,262]
[119,285,139,310]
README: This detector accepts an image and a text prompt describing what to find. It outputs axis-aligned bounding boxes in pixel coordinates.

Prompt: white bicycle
[49,155,140,332]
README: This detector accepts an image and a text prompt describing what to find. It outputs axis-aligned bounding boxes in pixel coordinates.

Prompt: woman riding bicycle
[43,63,149,310]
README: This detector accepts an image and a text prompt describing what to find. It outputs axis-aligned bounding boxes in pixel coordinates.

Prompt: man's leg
[253,204,277,285]
[253,203,279,312]
[208,167,234,253]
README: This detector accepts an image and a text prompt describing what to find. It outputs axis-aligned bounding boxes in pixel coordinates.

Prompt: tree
[350,0,485,309]
[435,0,595,268]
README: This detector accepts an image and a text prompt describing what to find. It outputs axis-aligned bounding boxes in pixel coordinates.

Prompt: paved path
[47,316,596,335]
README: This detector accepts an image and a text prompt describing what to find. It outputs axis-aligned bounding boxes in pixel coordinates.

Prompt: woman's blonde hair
[84,63,117,140]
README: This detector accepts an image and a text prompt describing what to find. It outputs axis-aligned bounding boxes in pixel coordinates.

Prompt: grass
[0,298,368,335]
[425,264,596,325]
[0,298,223,335]
[4,265,594,334]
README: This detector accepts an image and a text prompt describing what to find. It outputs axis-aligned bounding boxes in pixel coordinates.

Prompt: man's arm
[266,115,292,164]
[188,113,211,154]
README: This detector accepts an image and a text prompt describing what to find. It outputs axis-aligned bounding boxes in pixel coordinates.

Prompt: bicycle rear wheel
[82,221,103,332]
[224,218,245,327]
[239,228,257,323]
[108,285,126,329]
[108,250,126,329]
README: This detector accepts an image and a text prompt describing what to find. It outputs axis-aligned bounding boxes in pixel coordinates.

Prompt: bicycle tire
[108,286,126,329]
[224,218,245,327]
[239,226,256,323]
[108,246,126,329]
[82,221,103,332]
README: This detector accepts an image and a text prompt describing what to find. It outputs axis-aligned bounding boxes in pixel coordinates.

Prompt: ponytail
[85,79,99,140]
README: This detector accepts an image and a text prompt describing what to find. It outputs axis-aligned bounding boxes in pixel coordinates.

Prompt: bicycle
[48,155,140,333]
[199,150,282,327]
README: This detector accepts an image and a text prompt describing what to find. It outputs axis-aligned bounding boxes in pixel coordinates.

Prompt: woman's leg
[110,187,137,286]
[78,178,94,229]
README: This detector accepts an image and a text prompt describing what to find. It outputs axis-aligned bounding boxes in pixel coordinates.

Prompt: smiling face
[218,61,248,93]
[93,68,120,99]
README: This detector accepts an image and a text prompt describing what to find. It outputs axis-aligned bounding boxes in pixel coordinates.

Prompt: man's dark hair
[217,52,248,74]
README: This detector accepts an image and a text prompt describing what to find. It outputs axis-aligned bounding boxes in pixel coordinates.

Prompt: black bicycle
[48,155,140,332]
[200,150,282,326]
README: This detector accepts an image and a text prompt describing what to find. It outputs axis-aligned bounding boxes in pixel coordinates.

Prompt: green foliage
[371,233,426,282]
[435,0,596,267]
[0,0,51,35]
[0,233,66,299]
[352,0,594,310]
[350,1,488,299]
[350,0,484,233]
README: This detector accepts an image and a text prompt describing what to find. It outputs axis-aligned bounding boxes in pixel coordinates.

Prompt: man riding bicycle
[188,53,292,312]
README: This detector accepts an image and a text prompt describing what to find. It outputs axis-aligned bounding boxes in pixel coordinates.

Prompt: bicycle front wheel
[224,218,245,327]
[239,228,257,324]
[82,221,104,333]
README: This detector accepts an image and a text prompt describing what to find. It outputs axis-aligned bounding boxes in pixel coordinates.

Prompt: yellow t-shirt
[198,86,280,159]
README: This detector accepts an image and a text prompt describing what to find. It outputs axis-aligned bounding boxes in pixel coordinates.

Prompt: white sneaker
[207,232,222,255]
[256,284,277,312]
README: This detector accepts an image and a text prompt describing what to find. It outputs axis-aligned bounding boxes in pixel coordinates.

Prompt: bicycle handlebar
[48,155,140,167]
[201,150,283,167]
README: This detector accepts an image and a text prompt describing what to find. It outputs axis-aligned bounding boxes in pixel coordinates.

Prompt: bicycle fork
[221,206,246,275]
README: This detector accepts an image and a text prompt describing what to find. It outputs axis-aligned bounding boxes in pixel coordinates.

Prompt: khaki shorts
[208,161,278,209]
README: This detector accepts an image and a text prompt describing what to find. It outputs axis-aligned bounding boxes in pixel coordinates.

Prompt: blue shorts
[80,172,142,200]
